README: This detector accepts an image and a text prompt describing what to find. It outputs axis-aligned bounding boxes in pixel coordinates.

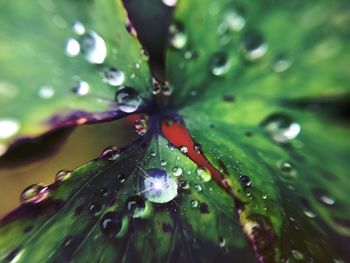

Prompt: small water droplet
[134,116,148,136]
[100,146,120,160]
[239,175,252,188]
[218,236,226,247]
[72,80,90,96]
[142,168,178,203]
[194,184,203,192]
[115,87,141,113]
[303,210,316,218]
[125,196,146,218]
[100,212,123,236]
[313,189,336,206]
[81,31,107,64]
[262,194,267,200]
[172,166,183,176]
[291,250,304,261]
[38,85,55,99]
[241,31,268,61]
[190,200,198,208]
[160,160,167,166]
[169,22,187,50]
[210,52,231,76]
[89,203,102,215]
[65,38,80,57]
[273,54,292,72]
[72,20,85,35]
[104,68,125,86]
[20,184,49,204]
[279,161,297,179]
[262,113,301,143]
[55,169,72,182]
[196,166,211,182]
[161,82,173,96]
[179,180,189,190]
[0,119,20,139]
[223,6,246,32]
[193,144,202,154]
[179,145,188,154]
[117,174,126,184]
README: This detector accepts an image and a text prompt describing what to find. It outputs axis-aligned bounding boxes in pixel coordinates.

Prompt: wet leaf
[0,0,151,151]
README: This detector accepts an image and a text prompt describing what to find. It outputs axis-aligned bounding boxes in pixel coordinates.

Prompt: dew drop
[179,145,188,154]
[115,87,141,113]
[279,161,297,179]
[193,144,202,154]
[100,146,120,160]
[241,31,268,61]
[38,85,55,99]
[65,38,80,57]
[81,31,107,64]
[190,200,198,208]
[134,116,148,136]
[179,180,189,190]
[303,210,316,218]
[210,52,231,76]
[72,20,85,35]
[72,80,90,96]
[20,184,49,204]
[55,169,72,182]
[224,7,246,32]
[117,174,126,184]
[291,250,304,261]
[172,166,183,176]
[262,113,301,143]
[218,236,226,247]
[313,188,336,206]
[104,68,125,86]
[5,247,23,263]
[196,166,211,182]
[194,184,203,192]
[162,0,177,7]
[89,203,102,215]
[125,196,146,218]
[273,54,292,72]
[239,175,252,188]
[142,168,178,203]
[0,119,20,139]
[100,212,123,236]
[160,160,167,166]
[169,22,187,50]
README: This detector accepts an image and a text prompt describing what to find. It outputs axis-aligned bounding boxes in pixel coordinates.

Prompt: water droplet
[100,146,120,160]
[279,161,297,179]
[313,189,336,206]
[160,160,167,166]
[162,0,177,7]
[89,203,102,215]
[0,119,20,139]
[161,82,173,96]
[5,247,23,263]
[210,52,231,76]
[218,236,226,247]
[262,194,267,200]
[291,250,304,261]
[239,175,252,188]
[117,174,126,184]
[142,168,178,203]
[196,167,211,182]
[115,87,141,113]
[223,7,246,32]
[273,54,292,72]
[125,196,146,218]
[38,85,55,99]
[194,184,203,192]
[172,166,183,176]
[303,210,316,218]
[190,200,198,208]
[65,38,80,57]
[179,180,189,190]
[104,68,125,86]
[72,20,85,35]
[100,212,123,236]
[262,113,301,143]
[193,144,202,154]
[72,80,90,96]
[241,31,268,61]
[55,169,72,182]
[134,116,148,136]
[169,22,187,50]
[179,145,188,154]
[20,184,49,204]
[81,31,107,64]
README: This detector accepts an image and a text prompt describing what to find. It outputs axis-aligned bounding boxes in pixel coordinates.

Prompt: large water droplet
[72,80,90,96]
[115,87,141,113]
[241,31,268,61]
[172,166,183,176]
[100,212,123,236]
[169,22,187,50]
[104,68,125,86]
[81,31,107,64]
[262,113,301,143]
[190,200,198,208]
[65,38,80,57]
[162,0,177,7]
[210,52,231,76]
[142,168,178,203]
[20,184,49,204]
[223,6,246,32]
[0,119,20,139]
[125,196,146,218]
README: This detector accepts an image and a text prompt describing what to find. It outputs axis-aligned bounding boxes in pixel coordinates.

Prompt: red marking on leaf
[161,120,233,194]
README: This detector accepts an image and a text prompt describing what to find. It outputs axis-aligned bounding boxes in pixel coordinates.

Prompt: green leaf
[166,0,350,261]
[0,0,151,151]
[1,135,258,262]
